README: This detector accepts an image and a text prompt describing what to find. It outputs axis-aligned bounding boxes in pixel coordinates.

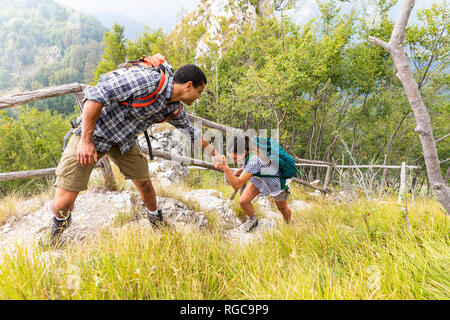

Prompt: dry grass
[0,190,52,226]
[1,167,448,300]
[0,193,447,300]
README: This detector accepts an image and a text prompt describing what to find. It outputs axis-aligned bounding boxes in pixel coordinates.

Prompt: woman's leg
[239,183,261,218]
[275,199,293,223]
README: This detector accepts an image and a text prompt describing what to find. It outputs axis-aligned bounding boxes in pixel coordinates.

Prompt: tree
[126,27,169,61]
[91,24,127,84]
[0,107,70,194]
[370,0,450,213]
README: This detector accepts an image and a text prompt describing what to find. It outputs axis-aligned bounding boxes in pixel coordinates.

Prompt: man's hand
[77,140,98,167]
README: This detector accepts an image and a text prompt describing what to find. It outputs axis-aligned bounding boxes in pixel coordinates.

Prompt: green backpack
[245,137,298,190]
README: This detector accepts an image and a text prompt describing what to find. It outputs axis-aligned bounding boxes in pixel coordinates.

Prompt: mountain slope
[0,0,107,96]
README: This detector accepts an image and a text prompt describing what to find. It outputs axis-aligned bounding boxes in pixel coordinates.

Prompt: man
[43,62,218,246]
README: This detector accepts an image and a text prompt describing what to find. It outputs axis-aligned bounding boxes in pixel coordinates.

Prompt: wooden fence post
[99,155,118,191]
[398,162,408,204]
[324,165,332,190]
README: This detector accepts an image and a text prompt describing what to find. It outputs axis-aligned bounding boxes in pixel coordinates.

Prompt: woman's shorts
[272,189,290,202]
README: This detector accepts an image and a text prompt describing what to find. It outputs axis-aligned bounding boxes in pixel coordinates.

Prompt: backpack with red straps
[118,53,174,108]
[117,53,179,160]
[64,54,179,159]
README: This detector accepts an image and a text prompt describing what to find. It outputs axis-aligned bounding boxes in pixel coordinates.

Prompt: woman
[213,135,294,232]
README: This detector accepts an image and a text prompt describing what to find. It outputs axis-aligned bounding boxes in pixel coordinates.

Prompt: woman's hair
[226,135,270,164]
[226,135,250,155]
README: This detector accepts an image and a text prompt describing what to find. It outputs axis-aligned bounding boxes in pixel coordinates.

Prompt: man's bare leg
[133,179,170,228]
[40,188,78,247]
[51,188,79,218]
[132,179,157,211]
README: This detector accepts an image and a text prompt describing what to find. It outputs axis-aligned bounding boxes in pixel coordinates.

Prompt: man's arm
[167,106,219,157]
[199,133,217,157]
[77,100,103,167]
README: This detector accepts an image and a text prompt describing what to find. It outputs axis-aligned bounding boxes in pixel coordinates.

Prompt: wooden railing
[0,83,422,195]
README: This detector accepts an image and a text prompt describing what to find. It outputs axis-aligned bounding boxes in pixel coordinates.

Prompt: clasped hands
[213,155,243,179]
[213,155,228,170]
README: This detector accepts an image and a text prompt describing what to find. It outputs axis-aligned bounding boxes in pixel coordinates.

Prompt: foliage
[187,0,449,184]
[92,24,127,84]
[0,107,72,193]
[0,0,106,114]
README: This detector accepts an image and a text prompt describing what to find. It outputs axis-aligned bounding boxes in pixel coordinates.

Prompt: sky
[54,0,441,32]
[54,0,201,32]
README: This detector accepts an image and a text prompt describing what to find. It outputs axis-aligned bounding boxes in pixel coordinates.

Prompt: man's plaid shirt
[78,66,202,154]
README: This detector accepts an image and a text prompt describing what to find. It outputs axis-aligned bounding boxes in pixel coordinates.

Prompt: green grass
[0,192,448,299]
[0,170,448,299]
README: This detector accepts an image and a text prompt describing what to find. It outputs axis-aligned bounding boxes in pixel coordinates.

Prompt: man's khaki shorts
[55,134,150,192]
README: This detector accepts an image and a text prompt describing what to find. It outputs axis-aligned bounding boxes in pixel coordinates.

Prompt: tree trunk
[370,0,450,214]
[308,105,318,181]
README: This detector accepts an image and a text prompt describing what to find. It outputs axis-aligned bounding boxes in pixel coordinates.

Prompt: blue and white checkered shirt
[244,155,282,196]
[79,66,202,154]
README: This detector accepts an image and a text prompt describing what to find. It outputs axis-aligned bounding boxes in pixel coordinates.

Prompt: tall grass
[0,191,23,225]
[0,193,448,299]
[0,188,52,226]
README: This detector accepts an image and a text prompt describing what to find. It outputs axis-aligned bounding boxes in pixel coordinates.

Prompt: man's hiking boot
[146,209,171,229]
[40,215,72,248]
[240,216,258,233]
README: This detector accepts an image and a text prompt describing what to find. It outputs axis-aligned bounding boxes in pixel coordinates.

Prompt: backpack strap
[119,68,168,108]
[248,137,289,189]
[155,102,183,124]
[144,130,154,161]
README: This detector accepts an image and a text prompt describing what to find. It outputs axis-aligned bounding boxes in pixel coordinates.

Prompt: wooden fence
[0,83,421,196]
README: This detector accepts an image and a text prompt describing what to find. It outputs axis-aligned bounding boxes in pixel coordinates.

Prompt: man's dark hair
[173,64,207,88]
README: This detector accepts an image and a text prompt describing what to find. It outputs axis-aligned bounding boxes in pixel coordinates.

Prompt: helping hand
[213,155,228,170]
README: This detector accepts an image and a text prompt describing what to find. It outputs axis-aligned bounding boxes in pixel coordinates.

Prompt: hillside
[0,0,448,301]
[0,0,107,113]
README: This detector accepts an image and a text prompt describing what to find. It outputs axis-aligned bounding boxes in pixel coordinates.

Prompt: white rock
[291,200,313,211]
[184,189,224,212]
